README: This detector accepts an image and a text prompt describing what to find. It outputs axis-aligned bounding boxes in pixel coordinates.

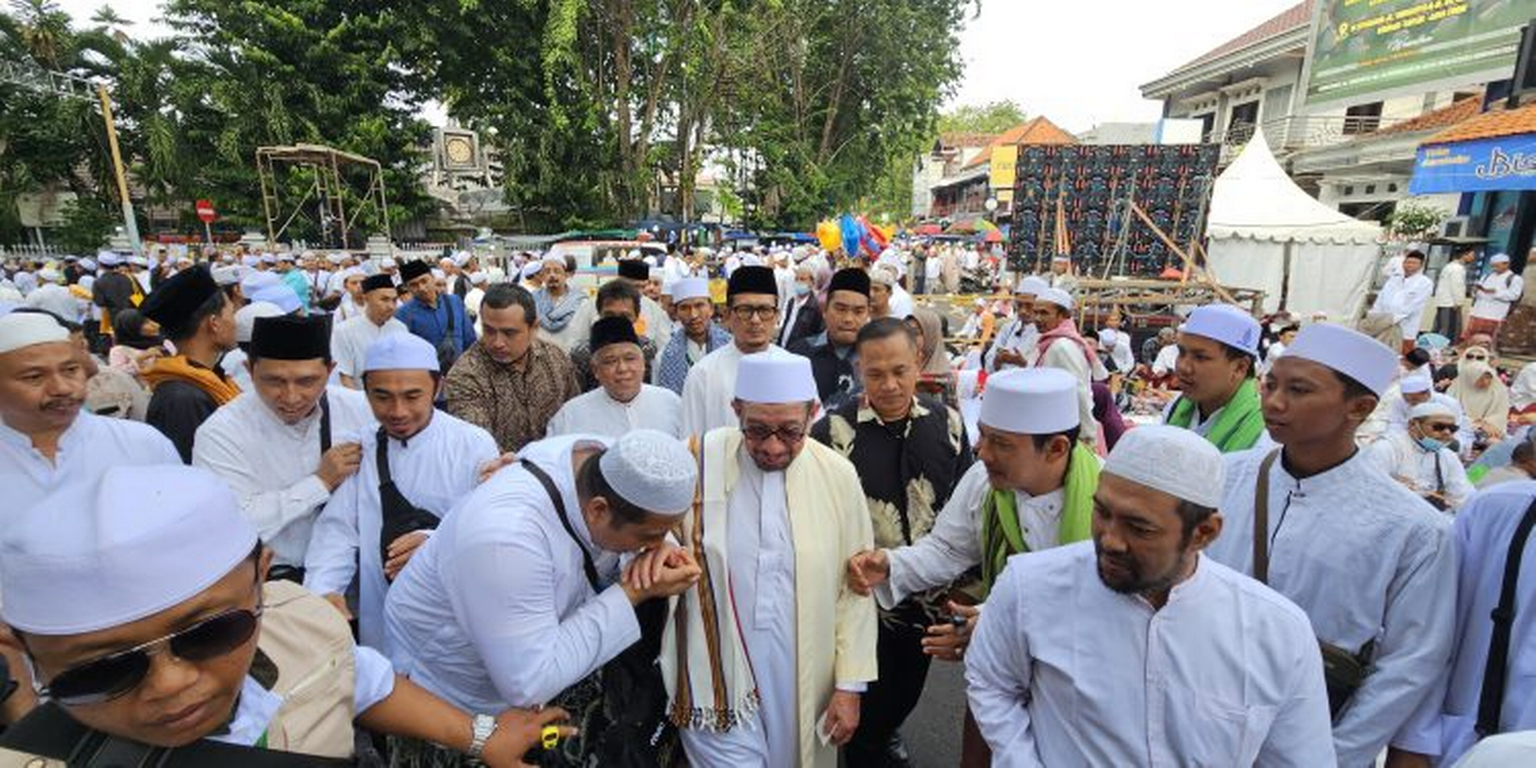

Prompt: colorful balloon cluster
[815,214,894,258]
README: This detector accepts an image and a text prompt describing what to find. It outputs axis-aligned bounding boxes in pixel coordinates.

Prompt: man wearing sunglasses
[665,353,877,768]
[0,464,570,766]
[1368,401,1474,511]
[680,265,793,435]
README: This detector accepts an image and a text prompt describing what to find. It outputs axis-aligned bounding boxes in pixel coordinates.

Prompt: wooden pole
[1128,201,1244,306]
[97,84,143,257]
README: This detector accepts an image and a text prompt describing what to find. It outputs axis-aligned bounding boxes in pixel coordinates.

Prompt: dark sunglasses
[38,604,262,706]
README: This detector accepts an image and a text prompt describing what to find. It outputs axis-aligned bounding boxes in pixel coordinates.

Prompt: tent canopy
[1208,130,1381,244]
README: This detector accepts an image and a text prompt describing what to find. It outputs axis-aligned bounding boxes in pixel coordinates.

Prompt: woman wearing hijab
[1449,347,1510,446]
[906,307,955,407]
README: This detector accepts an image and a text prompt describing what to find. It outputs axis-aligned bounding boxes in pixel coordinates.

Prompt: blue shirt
[396,294,476,355]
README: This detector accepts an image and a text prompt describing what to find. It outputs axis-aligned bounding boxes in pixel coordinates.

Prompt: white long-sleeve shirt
[680,343,789,437]
[193,388,376,567]
[877,461,1076,609]
[1028,337,1097,445]
[330,314,407,384]
[1359,387,1473,449]
[1206,448,1458,767]
[1434,261,1467,308]
[1367,431,1475,511]
[1372,273,1434,340]
[303,412,498,649]
[547,384,683,440]
[1471,270,1524,322]
[4,411,181,513]
[383,435,640,714]
[966,543,1335,767]
[1393,481,1536,764]
[984,318,1037,372]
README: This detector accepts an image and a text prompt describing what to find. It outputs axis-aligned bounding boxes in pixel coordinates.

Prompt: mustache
[41,396,83,411]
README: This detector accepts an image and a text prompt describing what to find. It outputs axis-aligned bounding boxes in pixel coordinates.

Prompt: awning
[1409,133,1536,194]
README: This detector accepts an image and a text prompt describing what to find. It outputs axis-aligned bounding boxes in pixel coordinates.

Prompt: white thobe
[568,294,673,348]
[1393,481,1536,765]
[877,462,1069,609]
[888,285,914,319]
[547,384,683,440]
[4,412,181,514]
[330,314,408,383]
[304,412,499,650]
[1435,261,1467,309]
[681,453,800,766]
[1099,329,1135,373]
[192,388,376,568]
[1152,344,1179,377]
[1360,388,1473,448]
[984,318,1038,372]
[1028,338,1097,445]
[335,294,365,324]
[383,435,640,714]
[680,343,790,436]
[1471,271,1524,322]
[1372,273,1435,340]
[967,543,1335,767]
[222,347,254,393]
[1367,431,1475,510]
[1206,448,1458,767]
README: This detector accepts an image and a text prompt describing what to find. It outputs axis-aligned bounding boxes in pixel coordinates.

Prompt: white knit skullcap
[0,311,70,355]
[673,278,710,302]
[1036,287,1073,311]
[1284,323,1398,396]
[1408,401,1455,421]
[1102,424,1224,508]
[599,429,699,516]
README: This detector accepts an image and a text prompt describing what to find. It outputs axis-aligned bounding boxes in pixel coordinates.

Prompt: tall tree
[937,99,1027,136]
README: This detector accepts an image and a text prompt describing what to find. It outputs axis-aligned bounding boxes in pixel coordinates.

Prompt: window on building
[1344,102,1383,134]
[1261,85,1293,124]
[1228,101,1260,141]
[1195,113,1216,142]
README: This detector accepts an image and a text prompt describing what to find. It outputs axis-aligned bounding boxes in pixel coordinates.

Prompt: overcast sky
[56,0,1302,132]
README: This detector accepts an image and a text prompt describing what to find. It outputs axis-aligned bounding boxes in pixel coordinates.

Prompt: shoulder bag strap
[374,426,390,483]
[1475,496,1536,737]
[318,393,332,454]
[1252,449,1281,584]
[519,458,601,592]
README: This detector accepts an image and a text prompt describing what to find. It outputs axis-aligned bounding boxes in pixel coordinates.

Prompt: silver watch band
[468,713,498,758]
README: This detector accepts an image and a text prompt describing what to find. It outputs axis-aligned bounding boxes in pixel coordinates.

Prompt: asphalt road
[896,658,966,767]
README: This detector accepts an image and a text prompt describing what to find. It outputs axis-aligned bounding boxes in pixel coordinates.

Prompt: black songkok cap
[617,259,650,281]
[250,314,332,360]
[361,274,396,294]
[827,268,871,298]
[589,315,641,354]
[397,260,432,285]
[140,265,218,328]
[727,265,777,299]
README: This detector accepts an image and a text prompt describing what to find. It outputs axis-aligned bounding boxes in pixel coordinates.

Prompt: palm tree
[89,4,132,44]
[10,0,70,68]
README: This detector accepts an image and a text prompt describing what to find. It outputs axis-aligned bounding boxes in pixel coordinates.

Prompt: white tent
[1205,129,1382,319]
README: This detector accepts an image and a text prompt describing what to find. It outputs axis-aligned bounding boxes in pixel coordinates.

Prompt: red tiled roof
[1368,95,1483,137]
[938,132,997,149]
[963,117,1077,169]
[1427,100,1536,144]
[1172,1,1313,74]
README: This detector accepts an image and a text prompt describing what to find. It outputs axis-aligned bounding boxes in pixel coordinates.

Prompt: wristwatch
[467,713,498,758]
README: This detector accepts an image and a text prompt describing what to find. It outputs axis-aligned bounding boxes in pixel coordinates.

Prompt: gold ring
[541,724,561,750]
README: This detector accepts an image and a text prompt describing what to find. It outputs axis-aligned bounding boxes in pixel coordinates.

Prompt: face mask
[1416,436,1446,453]
[793,283,811,297]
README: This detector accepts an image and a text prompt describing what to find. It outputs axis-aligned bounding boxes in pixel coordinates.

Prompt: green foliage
[51,197,116,252]
[937,100,1027,136]
[1385,201,1448,240]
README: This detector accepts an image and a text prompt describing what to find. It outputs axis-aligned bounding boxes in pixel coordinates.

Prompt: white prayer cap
[431,268,445,280]
[1036,287,1073,311]
[277,252,295,262]
[1051,255,1071,263]
[241,270,280,294]
[453,251,472,267]
[381,258,397,269]
[1102,425,1224,508]
[363,331,439,374]
[1400,375,1432,394]
[79,258,97,271]
[1182,304,1260,356]
[979,368,1080,435]
[1491,253,1511,265]
[0,311,70,355]
[128,255,148,267]
[326,252,347,265]
[543,254,567,268]
[1408,401,1456,421]
[1015,275,1048,295]
[235,301,284,344]
[37,268,60,284]
[598,429,699,516]
[660,279,676,297]
[211,265,245,287]
[1284,323,1398,396]
[99,252,122,267]
[249,285,302,314]
[240,254,261,268]
[0,465,259,635]
[734,352,817,404]
[519,262,543,281]
[468,271,488,286]
[673,277,710,302]
[261,254,277,265]
[648,267,665,281]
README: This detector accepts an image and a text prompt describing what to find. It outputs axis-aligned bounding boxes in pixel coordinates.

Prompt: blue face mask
[1416,436,1446,453]
[793,283,812,297]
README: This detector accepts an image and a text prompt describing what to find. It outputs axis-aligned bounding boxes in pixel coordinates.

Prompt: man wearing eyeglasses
[665,353,877,768]
[1367,401,1474,511]
[547,316,683,440]
[0,464,569,765]
[680,265,794,435]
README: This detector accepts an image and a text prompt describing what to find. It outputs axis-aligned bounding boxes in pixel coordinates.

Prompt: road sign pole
[204,220,213,245]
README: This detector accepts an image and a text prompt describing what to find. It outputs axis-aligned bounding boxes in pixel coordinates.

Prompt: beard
[1093,537,1191,597]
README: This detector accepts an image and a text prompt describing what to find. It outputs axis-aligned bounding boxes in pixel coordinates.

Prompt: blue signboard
[1409,133,1536,194]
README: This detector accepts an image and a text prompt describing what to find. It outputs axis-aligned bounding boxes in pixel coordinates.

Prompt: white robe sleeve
[193,422,331,546]
[1440,452,1475,510]
[881,465,989,609]
[964,568,1046,767]
[303,474,362,597]
[680,361,712,438]
[351,645,398,715]
[1255,611,1339,767]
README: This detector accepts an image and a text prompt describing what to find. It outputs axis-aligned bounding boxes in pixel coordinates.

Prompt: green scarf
[1167,378,1266,453]
[979,442,1099,597]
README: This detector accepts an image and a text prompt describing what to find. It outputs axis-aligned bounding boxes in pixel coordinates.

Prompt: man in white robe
[548,316,683,439]
[1367,401,1475,511]
[966,426,1335,766]
[681,266,791,435]
[665,353,877,768]
[1370,250,1434,354]
[1390,481,1536,766]
[193,314,375,576]
[1047,256,1077,295]
[983,276,1044,373]
[1206,323,1457,767]
[331,273,406,389]
[568,259,674,349]
[305,333,499,649]
[1026,288,1097,446]
[1468,253,1524,346]
[1360,374,1473,448]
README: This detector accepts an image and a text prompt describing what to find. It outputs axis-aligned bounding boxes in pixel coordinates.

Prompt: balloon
[816,220,842,252]
[839,214,864,258]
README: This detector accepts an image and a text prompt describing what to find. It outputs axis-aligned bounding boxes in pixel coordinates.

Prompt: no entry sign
[196,199,216,223]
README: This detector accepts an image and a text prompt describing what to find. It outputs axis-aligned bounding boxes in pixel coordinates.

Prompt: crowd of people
[0,237,1533,767]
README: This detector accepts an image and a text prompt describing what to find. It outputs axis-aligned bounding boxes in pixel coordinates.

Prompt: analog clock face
[446,137,473,164]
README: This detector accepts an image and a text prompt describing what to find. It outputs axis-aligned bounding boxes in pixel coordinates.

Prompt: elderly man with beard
[548,316,683,439]
[965,426,1334,766]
